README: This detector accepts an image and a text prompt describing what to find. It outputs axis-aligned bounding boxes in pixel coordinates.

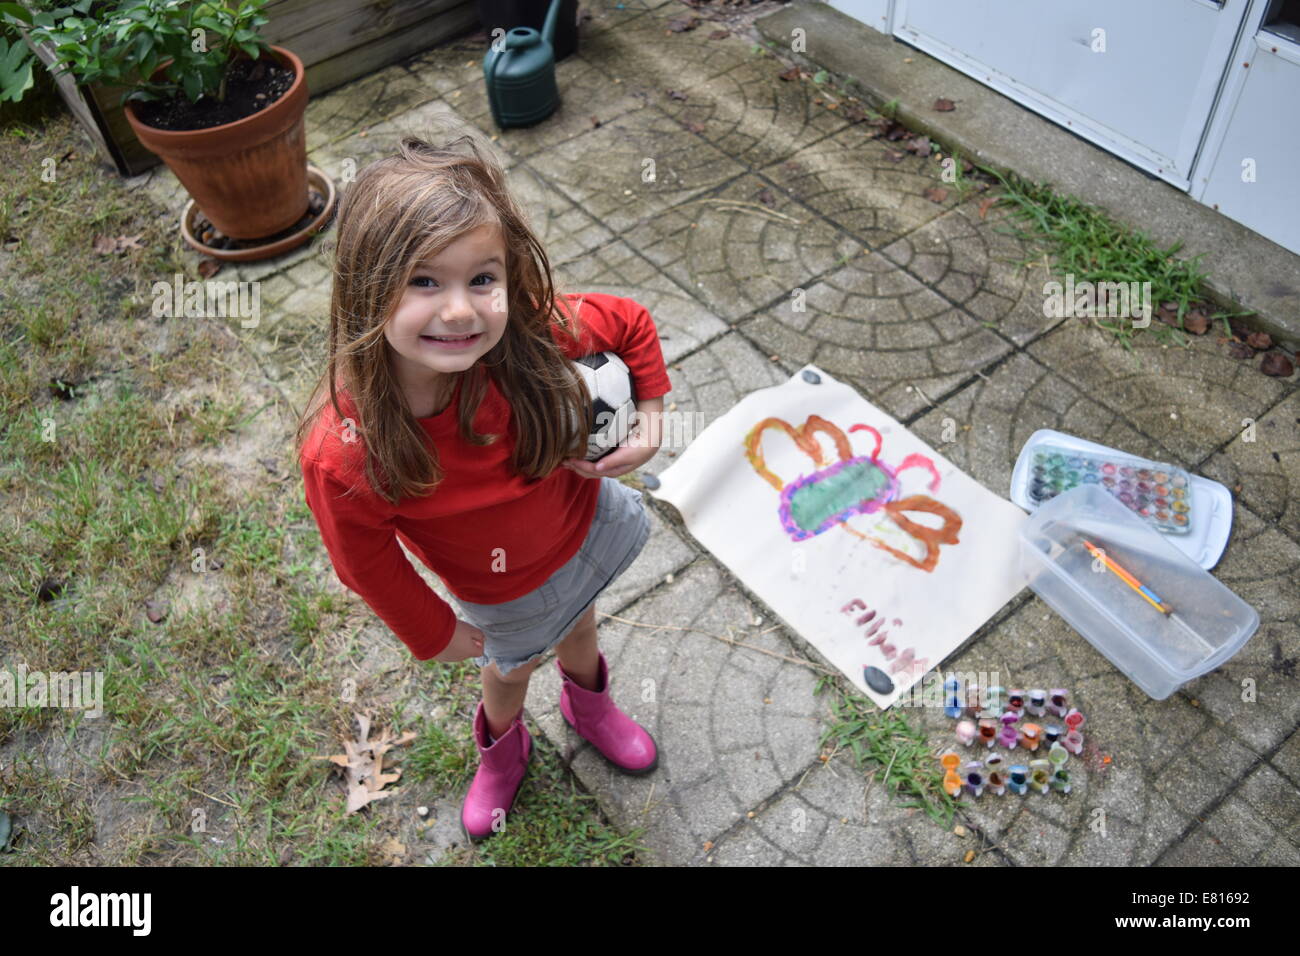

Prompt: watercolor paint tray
[1010,429,1234,570]
[1019,484,1258,700]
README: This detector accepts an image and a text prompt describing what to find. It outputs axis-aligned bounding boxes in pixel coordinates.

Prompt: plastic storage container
[1019,484,1258,699]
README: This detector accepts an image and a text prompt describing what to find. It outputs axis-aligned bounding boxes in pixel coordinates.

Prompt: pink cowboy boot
[462,700,532,841]
[557,651,658,774]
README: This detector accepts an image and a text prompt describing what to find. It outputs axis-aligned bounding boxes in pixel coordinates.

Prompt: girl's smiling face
[385,223,509,414]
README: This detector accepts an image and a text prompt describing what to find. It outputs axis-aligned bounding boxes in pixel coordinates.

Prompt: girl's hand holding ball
[564,396,663,479]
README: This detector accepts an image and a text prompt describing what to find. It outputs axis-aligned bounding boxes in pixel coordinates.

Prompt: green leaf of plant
[131,31,151,62]
[0,36,35,103]
[0,3,33,25]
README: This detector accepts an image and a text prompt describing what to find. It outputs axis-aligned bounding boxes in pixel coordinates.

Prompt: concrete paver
[1202,391,1300,548]
[1026,320,1292,467]
[758,123,963,249]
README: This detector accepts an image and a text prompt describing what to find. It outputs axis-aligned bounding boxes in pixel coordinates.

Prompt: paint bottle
[1048,688,1069,718]
[1026,689,1048,717]
[1029,759,1052,794]
[1008,764,1029,796]
[943,678,963,719]
[940,751,963,798]
[955,719,977,747]
[986,754,1007,796]
[978,718,998,748]
[1019,722,1043,752]
[997,712,1019,749]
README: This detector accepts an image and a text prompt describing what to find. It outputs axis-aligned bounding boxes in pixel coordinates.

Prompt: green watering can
[483,0,564,129]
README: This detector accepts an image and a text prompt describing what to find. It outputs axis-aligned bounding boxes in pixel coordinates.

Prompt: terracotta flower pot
[124,45,309,240]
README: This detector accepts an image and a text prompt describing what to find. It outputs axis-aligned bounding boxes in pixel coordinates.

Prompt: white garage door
[892,0,1250,188]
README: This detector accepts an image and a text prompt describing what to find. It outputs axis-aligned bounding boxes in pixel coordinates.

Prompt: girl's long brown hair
[294,130,592,504]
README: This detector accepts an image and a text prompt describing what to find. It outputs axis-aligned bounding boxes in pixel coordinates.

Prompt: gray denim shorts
[453,476,651,677]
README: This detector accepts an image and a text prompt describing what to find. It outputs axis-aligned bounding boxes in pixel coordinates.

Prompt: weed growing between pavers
[981,167,1254,349]
[814,673,960,827]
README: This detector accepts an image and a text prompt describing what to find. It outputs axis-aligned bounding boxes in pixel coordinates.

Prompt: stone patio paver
[1202,390,1300,548]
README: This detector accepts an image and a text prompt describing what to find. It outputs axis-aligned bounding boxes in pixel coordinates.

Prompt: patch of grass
[980,165,1254,349]
[405,720,476,793]
[16,455,202,594]
[0,754,98,862]
[213,498,288,576]
[284,590,346,652]
[433,729,649,867]
[934,146,979,203]
[813,673,959,827]
[191,395,248,445]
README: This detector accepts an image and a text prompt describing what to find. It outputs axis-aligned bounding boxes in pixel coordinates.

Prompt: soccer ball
[572,351,637,461]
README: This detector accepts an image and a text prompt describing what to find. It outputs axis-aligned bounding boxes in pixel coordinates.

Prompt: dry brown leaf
[347,781,395,814]
[1260,352,1294,377]
[1183,310,1210,335]
[778,67,802,82]
[93,234,145,255]
[197,258,223,279]
[978,197,997,219]
[316,712,419,814]
[934,98,956,112]
[924,187,949,203]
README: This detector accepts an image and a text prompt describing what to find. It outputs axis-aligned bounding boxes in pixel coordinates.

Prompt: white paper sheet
[650,365,1029,707]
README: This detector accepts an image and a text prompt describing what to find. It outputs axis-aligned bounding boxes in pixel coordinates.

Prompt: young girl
[295,133,672,842]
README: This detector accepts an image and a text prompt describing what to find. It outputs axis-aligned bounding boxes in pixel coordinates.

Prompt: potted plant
[4,0,314,244]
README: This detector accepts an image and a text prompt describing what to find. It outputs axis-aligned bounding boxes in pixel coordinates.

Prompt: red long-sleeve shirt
[299,292,673,660]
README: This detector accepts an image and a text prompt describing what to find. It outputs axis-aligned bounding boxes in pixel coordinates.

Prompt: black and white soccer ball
[573,351,637,461]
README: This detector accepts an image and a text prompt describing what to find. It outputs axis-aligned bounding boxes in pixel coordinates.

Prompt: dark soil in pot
[130,55,294,131]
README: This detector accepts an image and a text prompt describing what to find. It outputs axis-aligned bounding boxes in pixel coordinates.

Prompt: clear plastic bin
[1019,484,1258,699]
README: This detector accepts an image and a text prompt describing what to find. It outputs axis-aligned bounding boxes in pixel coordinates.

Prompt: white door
[892,0,1250,188]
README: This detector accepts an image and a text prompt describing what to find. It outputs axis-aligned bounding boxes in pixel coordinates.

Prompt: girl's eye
[410,273,496,288]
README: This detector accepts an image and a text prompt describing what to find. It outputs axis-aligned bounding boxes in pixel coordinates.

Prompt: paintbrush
[1081,538,1171,615]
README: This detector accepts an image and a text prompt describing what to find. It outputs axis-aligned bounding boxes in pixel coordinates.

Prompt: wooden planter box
[21,0,480,176]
